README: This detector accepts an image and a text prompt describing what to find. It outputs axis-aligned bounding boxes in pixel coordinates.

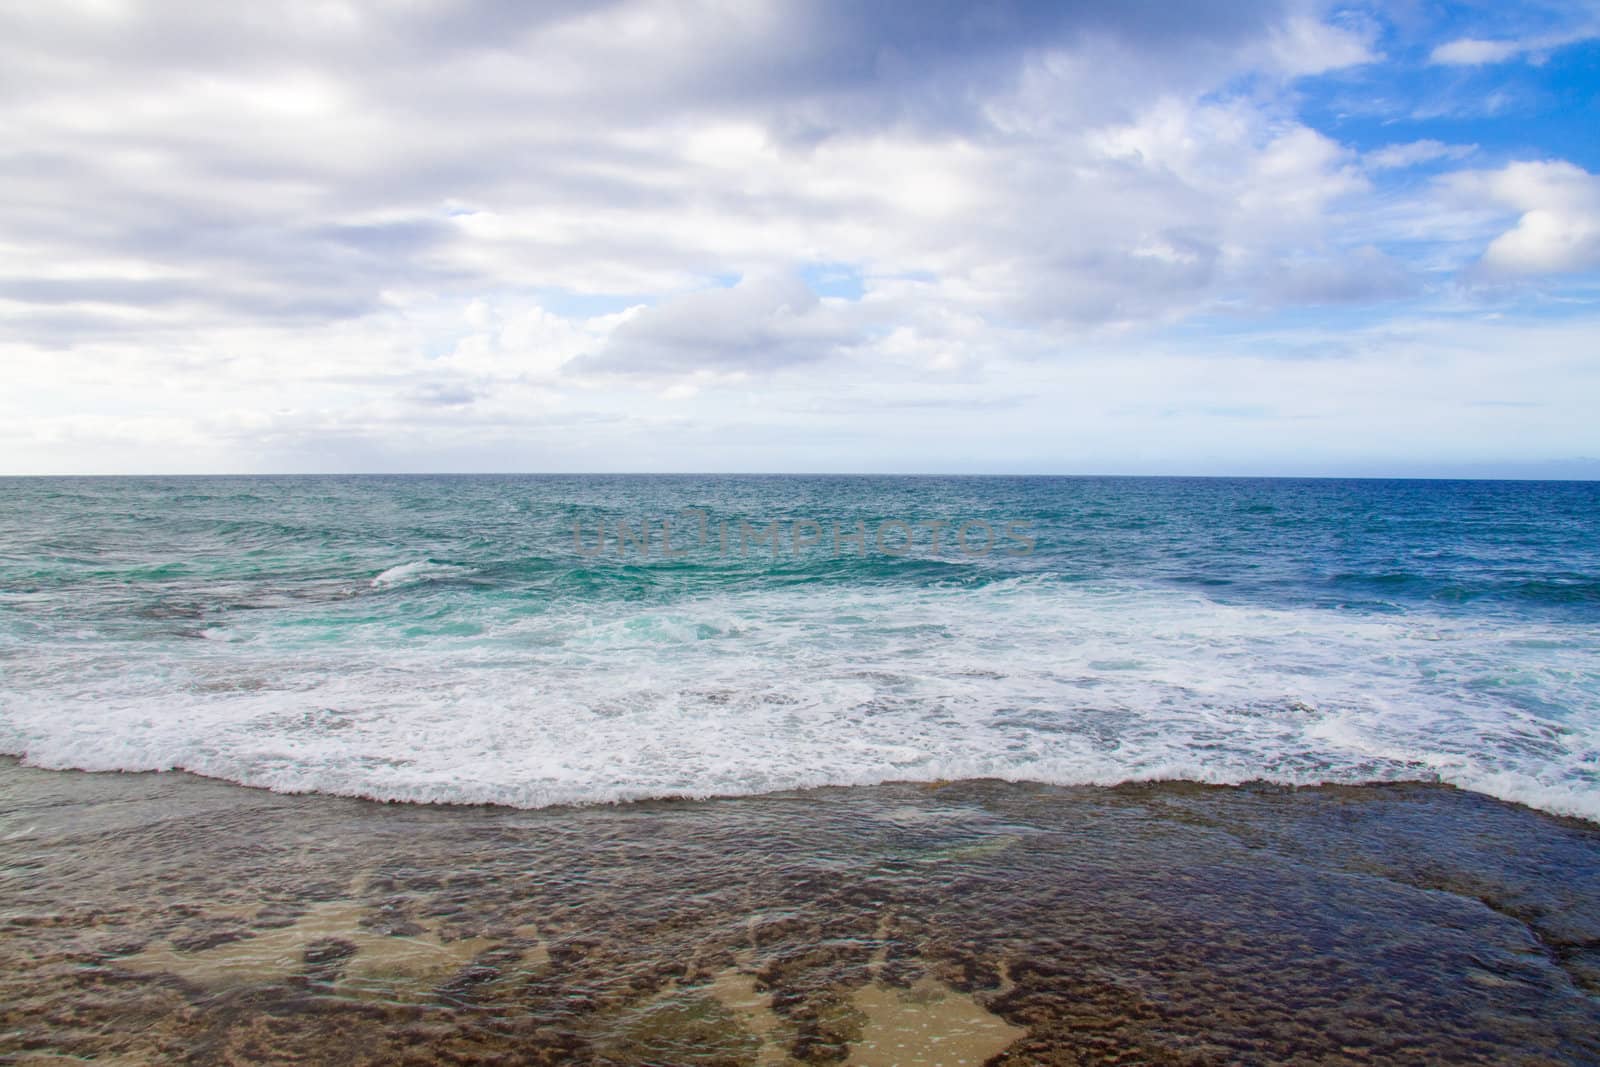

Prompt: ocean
[1,474,1597,820]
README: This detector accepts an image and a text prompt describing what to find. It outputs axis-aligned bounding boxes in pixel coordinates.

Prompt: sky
[2,0,1599,477]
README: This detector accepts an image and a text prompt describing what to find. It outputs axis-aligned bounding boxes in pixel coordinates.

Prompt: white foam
[2,578,1597,822]
[369,560,473,589]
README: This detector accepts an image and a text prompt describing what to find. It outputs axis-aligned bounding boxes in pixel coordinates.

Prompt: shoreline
[3,758,1598,1064]
[5,753,1598,829]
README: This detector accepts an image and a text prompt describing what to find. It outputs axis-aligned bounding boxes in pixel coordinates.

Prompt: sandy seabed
[1,758,1597,1065]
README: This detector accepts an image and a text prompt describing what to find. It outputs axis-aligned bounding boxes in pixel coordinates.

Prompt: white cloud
[5,298,1599,475]
[1364,140,1476,172]
[1265,246,1417,305]
[1265,12,1377,75]
[577,273,861,375]
[0,1,1596,474]
[1429,37,1527,65]
[1450,161,1600,276]
[1429,27,1599,66]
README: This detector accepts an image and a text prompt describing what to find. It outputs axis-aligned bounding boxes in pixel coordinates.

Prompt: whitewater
[1,474,1596,820]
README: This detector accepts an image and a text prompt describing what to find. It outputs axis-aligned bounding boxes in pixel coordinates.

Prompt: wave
[369,560,476,589]
[2,579,1596,823]
[4,747,1596,825]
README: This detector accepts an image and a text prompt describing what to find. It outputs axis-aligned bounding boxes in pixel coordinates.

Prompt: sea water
[1,475,1596,818]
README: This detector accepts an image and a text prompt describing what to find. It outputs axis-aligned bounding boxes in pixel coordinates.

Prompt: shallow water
[2,760,1597,1064]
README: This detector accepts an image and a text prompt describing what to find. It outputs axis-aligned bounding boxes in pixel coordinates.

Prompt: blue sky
[1,0,1598,476]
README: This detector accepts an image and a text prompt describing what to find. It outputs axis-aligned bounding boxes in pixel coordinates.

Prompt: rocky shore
[2,759,1596,1064]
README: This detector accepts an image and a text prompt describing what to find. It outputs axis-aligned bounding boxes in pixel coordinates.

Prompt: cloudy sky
[4,0,1599,476]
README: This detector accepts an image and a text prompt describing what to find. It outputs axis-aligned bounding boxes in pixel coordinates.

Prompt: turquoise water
[1,475,1597,817]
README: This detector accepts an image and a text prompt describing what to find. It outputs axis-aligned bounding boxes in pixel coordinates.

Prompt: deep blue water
[1,475,1597,816]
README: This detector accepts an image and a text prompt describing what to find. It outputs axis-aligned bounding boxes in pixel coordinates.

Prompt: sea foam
[3,576,1597,821]
[3,474,1597,821]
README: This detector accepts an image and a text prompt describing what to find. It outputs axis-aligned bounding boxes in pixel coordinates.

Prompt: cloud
[1265,246,1418,305]
[1364,140,1476,172]
[1264,12,1377,75]
[410,383,480,407]
[1429,37,1528,65]
[1,1,1597,474]
[1452,161,1600,276]
[0,0,1381,347]
[1429,27,1599,66]
[574,273,860,375]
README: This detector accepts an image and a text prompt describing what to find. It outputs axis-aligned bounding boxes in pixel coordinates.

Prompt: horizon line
[4,471,1599,483]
